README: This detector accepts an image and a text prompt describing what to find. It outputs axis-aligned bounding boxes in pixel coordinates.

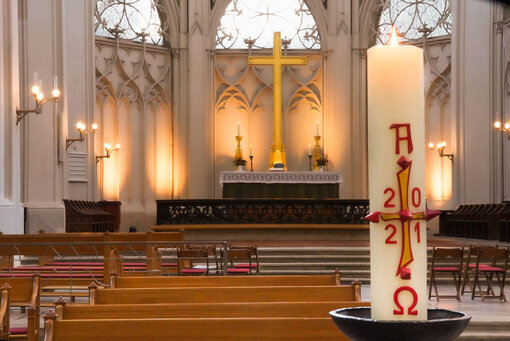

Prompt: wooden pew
[0,232,185,301]
[89,284,361,304]
[0,231,185,279]
[440,203,510,240]
[55,299,369,319]
[0,276,40,341]
[43,315,348,341]
[109,272,342,288]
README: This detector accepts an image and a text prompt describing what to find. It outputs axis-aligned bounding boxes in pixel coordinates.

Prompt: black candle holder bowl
[329,307,470,341]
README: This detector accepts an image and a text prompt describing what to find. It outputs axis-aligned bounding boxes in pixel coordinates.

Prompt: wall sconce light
[493,121,510,139]
[16,74,61,125]
[96,143,120,163]
[428,141,454,162]
[66,121,97,150]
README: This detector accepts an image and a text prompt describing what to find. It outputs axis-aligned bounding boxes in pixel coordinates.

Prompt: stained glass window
[376,0,451,44]
[216,0,321,50]
[94,0,169,46]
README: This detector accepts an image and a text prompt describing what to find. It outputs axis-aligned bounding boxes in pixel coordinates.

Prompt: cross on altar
[248,32,307,169]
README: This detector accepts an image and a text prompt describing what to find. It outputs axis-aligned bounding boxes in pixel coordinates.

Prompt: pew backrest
[110,273,341,288]
[44,316,347,341]
[90,285,359,304]
[58,301,370,319]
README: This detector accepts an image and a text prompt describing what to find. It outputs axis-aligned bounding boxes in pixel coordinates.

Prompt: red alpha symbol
[389,123,413,155]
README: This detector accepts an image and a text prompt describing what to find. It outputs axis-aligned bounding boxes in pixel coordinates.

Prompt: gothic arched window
[376,0,452,44]
[94,0,169,46]
[93,0,174,206]
[216,0,321,49]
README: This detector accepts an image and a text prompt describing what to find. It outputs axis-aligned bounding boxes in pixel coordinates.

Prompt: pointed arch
[211,0,326,49]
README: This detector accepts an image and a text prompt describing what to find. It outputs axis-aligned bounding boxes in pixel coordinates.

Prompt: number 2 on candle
[384,187,396,208]
[385,224,397,244]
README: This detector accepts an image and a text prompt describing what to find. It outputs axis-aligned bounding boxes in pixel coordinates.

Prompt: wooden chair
[428,247,464,300]
[176,248,209,276]
[471,247,509,301]
[218,248,252,275]
[461,245,492,295]
[0,275,40,341]
[230,245,260,275]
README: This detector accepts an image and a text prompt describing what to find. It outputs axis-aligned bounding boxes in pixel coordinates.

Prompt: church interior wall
[1,0,508,233]
[0,0,23,234]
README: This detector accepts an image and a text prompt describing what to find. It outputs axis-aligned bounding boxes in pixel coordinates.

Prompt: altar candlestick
[367,27,427,321]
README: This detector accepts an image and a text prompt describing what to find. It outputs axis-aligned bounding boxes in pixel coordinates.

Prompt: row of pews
[0,231,186,282]
[0,273,367,340]
[0,232,368,339]
[45,275,367,340]
[439,202,510,241]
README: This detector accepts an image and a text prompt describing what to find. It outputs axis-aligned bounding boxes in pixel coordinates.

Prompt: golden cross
[248,32,307,168]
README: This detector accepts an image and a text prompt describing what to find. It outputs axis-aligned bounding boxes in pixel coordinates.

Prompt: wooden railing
[156,199,370,225]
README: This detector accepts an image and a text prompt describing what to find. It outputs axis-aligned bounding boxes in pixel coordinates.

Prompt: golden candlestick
[313,135,321,171]
[235,136,243,160]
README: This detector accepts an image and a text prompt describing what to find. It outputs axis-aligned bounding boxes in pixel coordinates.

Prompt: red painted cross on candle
[365,124,439,280]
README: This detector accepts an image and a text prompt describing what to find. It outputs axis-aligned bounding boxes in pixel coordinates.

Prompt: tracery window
[94,0,169,46]
[216,0,321,49]
[375,0,452,44]
[93,0,173,206]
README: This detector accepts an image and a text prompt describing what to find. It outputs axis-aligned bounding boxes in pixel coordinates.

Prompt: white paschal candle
[367,29,427,320]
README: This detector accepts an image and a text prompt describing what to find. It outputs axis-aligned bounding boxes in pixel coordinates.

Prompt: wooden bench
[89,284,361,304]
[0,275,40,341]
[54,300,369,319]
[0,231,184,276]
[0,231,185,299]
[43,315,348,341]
[439,203,510,240]
[109,272,342,288]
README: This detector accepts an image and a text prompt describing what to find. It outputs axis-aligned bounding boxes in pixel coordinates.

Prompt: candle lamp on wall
[493,121,510,139]
[428,141,454,162]
[96,143,120,163]
[66,121,98,150]
[16,74,61,125]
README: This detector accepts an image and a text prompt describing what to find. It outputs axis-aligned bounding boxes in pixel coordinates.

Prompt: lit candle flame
[494,121,501,129]
[52,88,61,98]
[31,85,40,95]
[389,27,399,47]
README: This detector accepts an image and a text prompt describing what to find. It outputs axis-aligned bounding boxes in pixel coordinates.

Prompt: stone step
[259,255,371,262]
[463,321,510,332]
[261,262,369,269]
[457,333,510,340]
[258,247,370,256]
